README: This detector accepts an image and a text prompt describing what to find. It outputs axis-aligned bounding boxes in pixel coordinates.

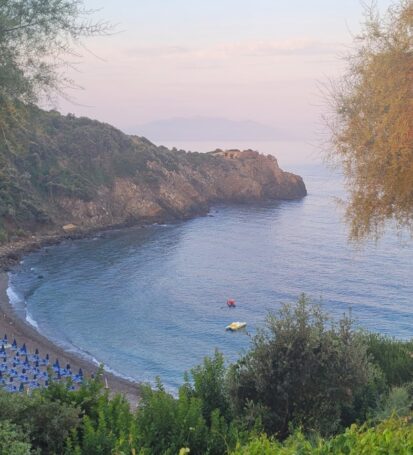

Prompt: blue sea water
[8,160,413,390]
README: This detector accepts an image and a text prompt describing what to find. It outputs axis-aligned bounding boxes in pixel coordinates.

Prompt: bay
[9,142,413,390]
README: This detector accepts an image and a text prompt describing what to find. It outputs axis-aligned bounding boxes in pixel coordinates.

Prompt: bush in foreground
[227,295,374,437]
[0,295,412,453]
[231,416,413,454]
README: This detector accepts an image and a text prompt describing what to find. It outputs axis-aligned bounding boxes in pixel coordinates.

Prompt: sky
[56,0,395,141]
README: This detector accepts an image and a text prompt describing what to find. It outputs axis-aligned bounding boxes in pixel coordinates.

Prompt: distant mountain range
[129,117,292,141]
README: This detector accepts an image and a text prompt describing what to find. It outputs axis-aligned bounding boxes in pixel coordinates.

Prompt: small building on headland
[211,149,259,159]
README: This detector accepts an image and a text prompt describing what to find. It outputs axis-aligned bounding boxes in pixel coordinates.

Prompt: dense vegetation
[0,296,412,454]
[0,0,116,241]
[0,100,224,242]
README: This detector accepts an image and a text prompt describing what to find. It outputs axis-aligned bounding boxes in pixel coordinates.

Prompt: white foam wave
[7,281,40,330]
[25,312,39,329]
[6,283,22,306]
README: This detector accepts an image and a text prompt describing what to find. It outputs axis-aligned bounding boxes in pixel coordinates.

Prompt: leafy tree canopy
[326,0,413,241]
[0,0,108,103]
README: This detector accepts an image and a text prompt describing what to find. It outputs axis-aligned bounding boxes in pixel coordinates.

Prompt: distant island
[129,116,293,141]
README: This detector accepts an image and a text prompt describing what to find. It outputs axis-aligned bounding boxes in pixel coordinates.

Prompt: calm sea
[8,141,413,390]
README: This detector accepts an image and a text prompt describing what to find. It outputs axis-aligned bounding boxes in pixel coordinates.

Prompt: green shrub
[135,379,209,455]
[134,352,241,455]
[227,295,373,438]
[188,350,231,424]
[0,421,31,455]
[373,386,412,421]
[232,416,413,454]
[22,396,80,454]
[364,333,413,386]
[340,362,387,427]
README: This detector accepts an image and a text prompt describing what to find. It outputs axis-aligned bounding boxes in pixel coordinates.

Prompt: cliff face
[57,146,306,228]
[0,104,306,242]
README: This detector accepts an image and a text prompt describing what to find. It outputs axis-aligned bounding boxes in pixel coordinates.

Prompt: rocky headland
[0,103,306,267]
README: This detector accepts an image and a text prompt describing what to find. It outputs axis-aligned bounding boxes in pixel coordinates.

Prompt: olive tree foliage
[325,1,413,241]
[227,295,373,438]
[0,0,109,103]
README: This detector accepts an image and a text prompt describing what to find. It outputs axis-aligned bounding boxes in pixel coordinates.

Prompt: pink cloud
[124,39,340,61]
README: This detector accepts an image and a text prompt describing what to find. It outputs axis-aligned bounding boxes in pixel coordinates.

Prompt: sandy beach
[0,272,140,406]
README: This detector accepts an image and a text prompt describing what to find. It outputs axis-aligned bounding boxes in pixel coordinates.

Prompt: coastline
[0,271,141,406]
[0,210,219,406]
[0,209,209,272]
[0,222,152,271]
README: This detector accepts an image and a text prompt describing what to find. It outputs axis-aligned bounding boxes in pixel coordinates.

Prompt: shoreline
[0,207,211,271]
[0,195,302,405]
[0,219,170,271]
[0,210,213,406]
[0,271,141,406]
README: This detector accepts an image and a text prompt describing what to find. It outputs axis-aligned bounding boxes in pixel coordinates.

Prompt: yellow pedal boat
[225,322,247,331]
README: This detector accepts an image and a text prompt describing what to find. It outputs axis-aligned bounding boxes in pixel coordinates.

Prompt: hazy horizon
[52,0,395,160]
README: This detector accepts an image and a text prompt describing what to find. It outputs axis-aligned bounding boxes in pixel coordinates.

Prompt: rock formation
[0,105,306,242]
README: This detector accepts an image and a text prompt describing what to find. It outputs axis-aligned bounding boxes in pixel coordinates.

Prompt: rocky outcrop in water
[0,104,306,243]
